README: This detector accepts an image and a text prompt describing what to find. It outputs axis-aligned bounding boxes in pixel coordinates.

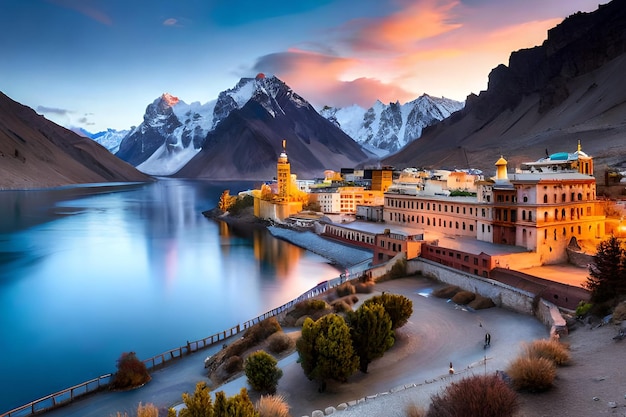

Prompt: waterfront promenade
[39,276,548,417]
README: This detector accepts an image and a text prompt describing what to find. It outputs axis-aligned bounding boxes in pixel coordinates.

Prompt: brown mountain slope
[0,92,152,190]
[384,0,626,174]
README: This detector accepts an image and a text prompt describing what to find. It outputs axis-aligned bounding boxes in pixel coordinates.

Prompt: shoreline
[203,207,373,269]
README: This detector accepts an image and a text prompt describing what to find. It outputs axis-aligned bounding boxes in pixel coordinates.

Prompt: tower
[277,140,291,201]
[495,156,508,181]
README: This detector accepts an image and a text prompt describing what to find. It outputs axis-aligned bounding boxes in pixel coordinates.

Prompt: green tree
[364,293,413,330]
[212,391,228,417]
[244,350,283,394]
[347,303,395,373]
[296,314,359,392]
[179,381,213,417]
[586,236,626,303]
[220,388,258,417]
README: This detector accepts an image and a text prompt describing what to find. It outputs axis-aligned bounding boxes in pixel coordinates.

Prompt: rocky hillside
[384,0,626,175]
[0,92,152,190]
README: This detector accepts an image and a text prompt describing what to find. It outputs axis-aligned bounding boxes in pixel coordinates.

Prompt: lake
[0,179,342,413]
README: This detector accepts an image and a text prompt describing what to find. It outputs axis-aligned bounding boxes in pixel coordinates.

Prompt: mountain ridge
[384,0,626,174]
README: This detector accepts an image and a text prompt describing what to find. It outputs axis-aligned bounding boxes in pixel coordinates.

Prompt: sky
[0,0,605,132]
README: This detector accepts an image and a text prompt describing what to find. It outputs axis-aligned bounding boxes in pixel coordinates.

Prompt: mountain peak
[161,93,180,107]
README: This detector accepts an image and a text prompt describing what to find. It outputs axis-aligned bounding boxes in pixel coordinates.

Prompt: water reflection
[0,179,340,413]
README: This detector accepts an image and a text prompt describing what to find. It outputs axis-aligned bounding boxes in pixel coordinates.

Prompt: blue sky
[1,0,604,132]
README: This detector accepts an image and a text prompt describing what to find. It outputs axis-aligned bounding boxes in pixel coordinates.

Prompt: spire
[577,140,581,152]
[495,155,508,181]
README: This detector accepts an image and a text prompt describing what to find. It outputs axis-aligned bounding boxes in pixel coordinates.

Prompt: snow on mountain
[90,129,129,154]
[320,94,464,155]
[117,74,316,175]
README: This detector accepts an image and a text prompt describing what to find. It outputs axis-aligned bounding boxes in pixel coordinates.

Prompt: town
[244,141,624,285]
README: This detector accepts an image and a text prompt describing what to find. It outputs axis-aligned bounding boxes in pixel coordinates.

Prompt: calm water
[0,179,341,413]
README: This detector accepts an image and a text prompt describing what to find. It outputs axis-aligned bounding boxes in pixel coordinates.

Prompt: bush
[245,350,283,394]
[524,339,570,366]
[332,299,352,313]
[406,404,426,417]
[575,301,593,317]
[285,299,332,326]
[336,282,356,297]
[612,301,626,323]
[110,352,150,390]
[468,294,495,310]
[354,281,375,293]
[256,394,291,417]
[137,402,159,417]
[267,332,295,354]
[451,290,476,305]
[432,285,460,299]
[507,356,556,392]
[427,374,518,417]
[223,355,243,374]
[388,257,407,279]
[245,317,282,344]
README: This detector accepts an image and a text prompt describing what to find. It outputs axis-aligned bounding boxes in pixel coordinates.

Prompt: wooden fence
[1,274,349,417]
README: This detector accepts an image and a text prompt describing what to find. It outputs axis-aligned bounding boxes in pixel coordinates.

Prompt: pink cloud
[339,0,462,54]
[47,0,112,25]
[163,18,178,26]
[254,49,414,108]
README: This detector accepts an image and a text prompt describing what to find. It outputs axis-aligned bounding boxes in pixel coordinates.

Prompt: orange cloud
[342,0,462,53]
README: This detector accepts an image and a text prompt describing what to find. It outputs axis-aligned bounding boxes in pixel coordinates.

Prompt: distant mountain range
[384,0,626,174]
[319,95,464,156]
[0,92,150,190]
[116,74,369,179]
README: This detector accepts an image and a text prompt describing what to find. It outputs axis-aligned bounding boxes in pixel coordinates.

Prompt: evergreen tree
[364,293,413,330]
[223,388,258,417]
[586,236,626,303]
[212,391,228,417]
[179,382,213,417]
[296,314,359,392]
[347,303,395,373]
[244,350,283,394]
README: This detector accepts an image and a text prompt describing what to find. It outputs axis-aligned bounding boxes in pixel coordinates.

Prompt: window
[523,196,528,202]
[543,195,548,203]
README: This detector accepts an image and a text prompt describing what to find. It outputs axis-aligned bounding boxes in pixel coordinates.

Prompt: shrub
[388,257,407,279]
[468,294,495,310]
[245,350,283,394]
[451,290,476,305]
[354,281,375,294]
[267,332,295,354]
[524,339,570,366]
[427,374,518,417]
[336,282,356,297]
[223,355,243,374]
[137,402,159,417]
[332,299,352,313]
[432,285,460,299]
[110,352,150,390]
[575,301,593,317]
[179,381,213,417]
[256,394,291,417]
[245,317,282,344]
[612,301,626,323]
[405,403,426,417]
[286,299,331,325]
[507,356,556,392]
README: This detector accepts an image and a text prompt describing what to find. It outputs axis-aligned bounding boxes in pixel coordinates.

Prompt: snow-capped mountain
[116,74,368,178]
[319,94,464,156]
[89,129,129,154]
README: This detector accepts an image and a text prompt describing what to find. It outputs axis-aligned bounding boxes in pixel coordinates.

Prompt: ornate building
[383,144,606,264]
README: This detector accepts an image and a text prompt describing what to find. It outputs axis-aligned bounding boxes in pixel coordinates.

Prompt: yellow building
[254,140,302,222]
[371,169,393,192]
[383,144,606,265]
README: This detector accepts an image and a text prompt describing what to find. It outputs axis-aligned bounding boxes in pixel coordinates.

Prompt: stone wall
[407,258,567,335]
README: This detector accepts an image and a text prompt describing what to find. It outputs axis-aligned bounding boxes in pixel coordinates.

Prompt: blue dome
[549,152,569,161]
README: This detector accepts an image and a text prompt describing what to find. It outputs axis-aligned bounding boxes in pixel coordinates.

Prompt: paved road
[40,276,548,417]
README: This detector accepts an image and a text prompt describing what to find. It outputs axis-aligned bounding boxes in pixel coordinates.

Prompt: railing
[1,273,351,417]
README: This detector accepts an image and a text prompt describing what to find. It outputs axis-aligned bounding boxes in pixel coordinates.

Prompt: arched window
[543,195,548,204]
